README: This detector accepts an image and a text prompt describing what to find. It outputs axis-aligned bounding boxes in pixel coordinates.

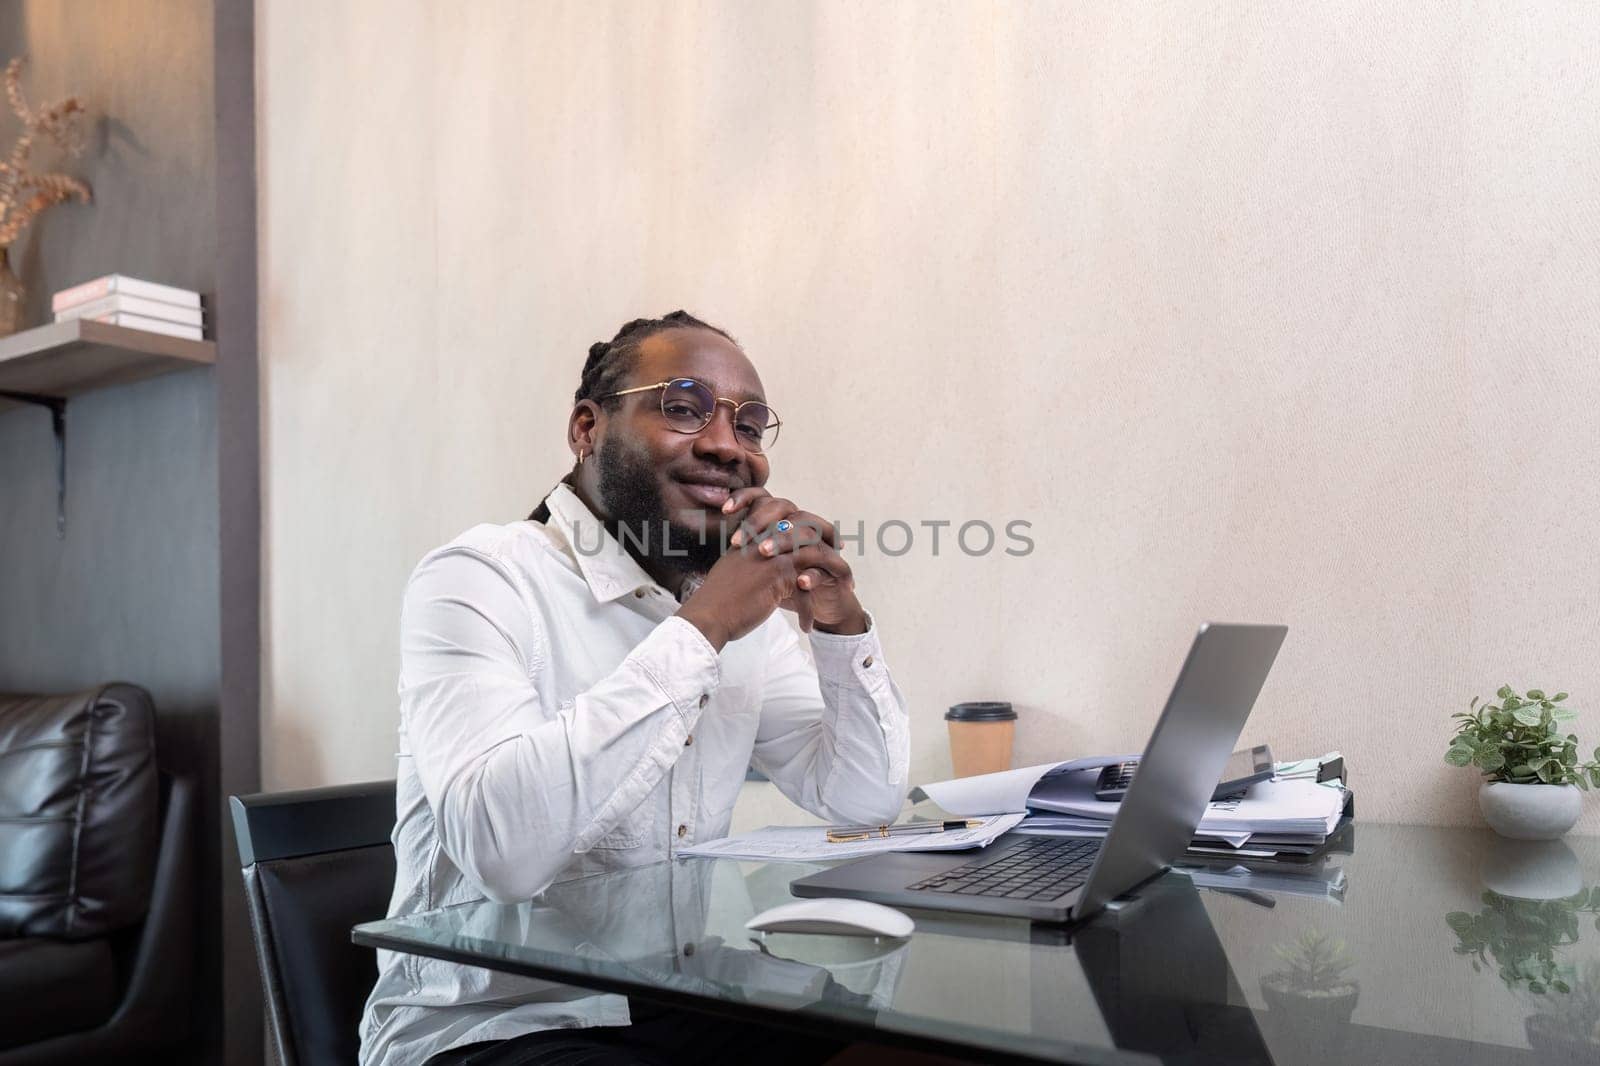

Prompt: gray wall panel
[0,370,219,706]
[0,1,233,1061]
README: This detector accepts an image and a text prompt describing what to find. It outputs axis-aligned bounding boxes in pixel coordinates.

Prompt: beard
[596,435,727,575]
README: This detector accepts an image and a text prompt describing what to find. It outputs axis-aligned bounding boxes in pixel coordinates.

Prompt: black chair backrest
[230,782,396,1066]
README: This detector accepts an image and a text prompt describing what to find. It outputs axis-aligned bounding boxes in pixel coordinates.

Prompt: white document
[1273,751,1342,781]
[915,755,1136,817]
[1198,779,1349,835]
[1028,771,1348,837]
[1171,863,1348,903]
[679,812,1027,863]
[1012,814,1255,849]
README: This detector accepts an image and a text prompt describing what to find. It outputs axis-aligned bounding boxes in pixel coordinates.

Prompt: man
[360,311,911,1066]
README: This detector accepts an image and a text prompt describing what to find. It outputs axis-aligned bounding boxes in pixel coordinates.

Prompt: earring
[577,448,587,466]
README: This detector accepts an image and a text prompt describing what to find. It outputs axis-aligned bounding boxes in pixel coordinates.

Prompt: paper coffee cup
[945,702,1017,778]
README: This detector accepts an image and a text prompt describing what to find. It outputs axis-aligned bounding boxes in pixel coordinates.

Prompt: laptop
[792,623,1287,925]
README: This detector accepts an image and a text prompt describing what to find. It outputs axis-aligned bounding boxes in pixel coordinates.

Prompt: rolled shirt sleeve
[751,612,911,825]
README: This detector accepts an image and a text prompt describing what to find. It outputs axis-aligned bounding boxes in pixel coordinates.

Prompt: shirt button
[677,824,688,838]
[634,589,646,598]
[683,943,695,957]
[862,655,874,668]
[698,693,709,707]
[684,734,694,747]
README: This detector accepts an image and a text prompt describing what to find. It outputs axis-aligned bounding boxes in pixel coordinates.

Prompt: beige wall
[258,1,1600,833]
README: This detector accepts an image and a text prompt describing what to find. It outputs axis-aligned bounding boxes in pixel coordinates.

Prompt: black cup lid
[946,701,1016,722]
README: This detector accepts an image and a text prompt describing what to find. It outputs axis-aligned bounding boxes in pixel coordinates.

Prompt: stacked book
[52,275,204,341]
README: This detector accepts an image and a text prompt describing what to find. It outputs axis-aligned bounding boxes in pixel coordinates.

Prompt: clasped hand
[676,488,866,650]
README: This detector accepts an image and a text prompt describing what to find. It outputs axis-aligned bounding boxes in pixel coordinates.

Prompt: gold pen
[826,819,985,843]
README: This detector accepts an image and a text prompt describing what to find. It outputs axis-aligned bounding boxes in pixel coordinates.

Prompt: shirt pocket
[590,822,646,850]
[699,683,756,755]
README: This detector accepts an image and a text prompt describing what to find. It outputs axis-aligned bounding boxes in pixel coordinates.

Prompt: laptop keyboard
[907,836,1101,902]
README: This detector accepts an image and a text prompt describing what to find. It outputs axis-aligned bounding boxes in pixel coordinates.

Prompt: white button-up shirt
[359,484,910,1066]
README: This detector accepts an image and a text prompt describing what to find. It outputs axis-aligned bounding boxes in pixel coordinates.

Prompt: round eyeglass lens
[658,378,779,452]
[660,379,715,431]
[733,402,777,451]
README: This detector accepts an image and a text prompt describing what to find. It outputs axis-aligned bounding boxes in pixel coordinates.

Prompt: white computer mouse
[745,898,915,938]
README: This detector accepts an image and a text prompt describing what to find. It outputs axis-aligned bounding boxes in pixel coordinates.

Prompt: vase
[1478,837,1583,899]
[0,246,24,337]
[1260,976,1360,1026]
[1479,782,1583,840]
[1260,976,1359,1057]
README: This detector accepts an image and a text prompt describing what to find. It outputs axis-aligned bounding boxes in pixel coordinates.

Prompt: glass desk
[353,824,1600,1064]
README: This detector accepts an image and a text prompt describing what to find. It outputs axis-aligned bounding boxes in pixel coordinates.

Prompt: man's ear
[568,401,601,461]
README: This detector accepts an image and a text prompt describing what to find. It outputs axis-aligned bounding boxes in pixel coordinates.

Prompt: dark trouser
[424,999,846,1066]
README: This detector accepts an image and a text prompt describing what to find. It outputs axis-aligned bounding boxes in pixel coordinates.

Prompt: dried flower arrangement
[1,55,92,334]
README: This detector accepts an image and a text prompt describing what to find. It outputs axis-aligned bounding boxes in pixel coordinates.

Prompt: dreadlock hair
[573,310,737,408]
[528,310,737,522]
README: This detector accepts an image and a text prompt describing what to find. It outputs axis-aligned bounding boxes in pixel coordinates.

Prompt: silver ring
[775,519,793,533]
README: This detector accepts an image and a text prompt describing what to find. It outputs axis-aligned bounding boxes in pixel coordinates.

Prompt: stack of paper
[1028,771,1349,838]
[679,812,1027,864]
[918,756,1351,856]
[1171,861,1348,903]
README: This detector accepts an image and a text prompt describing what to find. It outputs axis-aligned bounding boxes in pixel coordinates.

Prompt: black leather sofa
[0,684,194,1063]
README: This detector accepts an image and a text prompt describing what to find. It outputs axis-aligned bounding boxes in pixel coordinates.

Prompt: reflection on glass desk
[352,824,1600,1064]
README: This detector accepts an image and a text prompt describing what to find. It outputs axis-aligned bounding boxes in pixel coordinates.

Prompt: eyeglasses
[601,377,781,453]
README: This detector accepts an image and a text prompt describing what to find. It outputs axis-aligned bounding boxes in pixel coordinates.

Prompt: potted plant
[1445,687,1600,840]
[1260,930,1359,1026]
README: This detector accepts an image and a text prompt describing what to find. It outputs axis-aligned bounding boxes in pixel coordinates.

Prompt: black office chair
[230,781,397,1066]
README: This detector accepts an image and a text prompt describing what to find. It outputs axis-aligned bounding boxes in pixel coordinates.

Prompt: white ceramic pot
[1478,838,1583,899]
[1478,782,1583,840]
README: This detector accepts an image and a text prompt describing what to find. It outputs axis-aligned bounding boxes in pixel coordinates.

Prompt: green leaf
[1454,734,1481,750]
[1498,685,1514,699]
[1528,689,1546,700]
[1537,761,1555,783]
[1590,767,1600,789]
[1554,692,1569,702]
[1471,695,1480,710]
[1505,695,1523,711]
[1510,764,1536,777]
[1445,911,1475,934]
[1554,980,1571,994]
[1513,706,1542,726]
[1530,981,1546,994]
[1446,746,1474,767]
[1475,747,1507,772]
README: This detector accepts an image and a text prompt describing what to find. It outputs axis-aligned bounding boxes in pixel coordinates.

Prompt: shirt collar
[540,482,662,604]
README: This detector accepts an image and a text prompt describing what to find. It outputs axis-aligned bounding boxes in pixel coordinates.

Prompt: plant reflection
[1445,887,1600,995]
[1525,961,1600,1052]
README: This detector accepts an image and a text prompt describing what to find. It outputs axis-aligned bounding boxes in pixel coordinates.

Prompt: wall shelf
[1,319,216,537]
[0,318,216,414]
